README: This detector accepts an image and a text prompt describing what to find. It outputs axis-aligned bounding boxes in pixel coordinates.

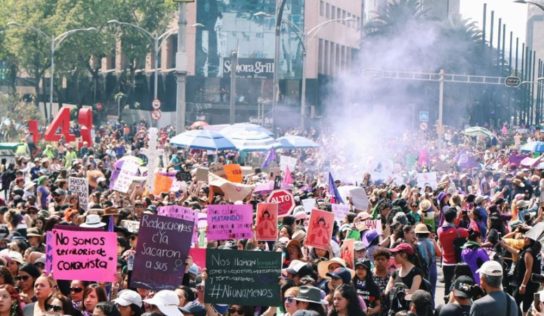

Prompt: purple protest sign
[207,204,253,241]
[131,214,194,290]
[158,205,198,243]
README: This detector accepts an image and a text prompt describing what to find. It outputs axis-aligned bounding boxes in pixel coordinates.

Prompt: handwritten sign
[44,231,53,273]
[68,177,89,212]
[363,219,383,235]
[207,204,253,241]
[158,205,198,243]
[51,227,116,282]
[152,172,175,195]
[332,204,350,224]
[112,162,138,193]
[131,214,194,290]
[306,209,334,250]
[205,249,281,306]
[256,203,278,241]
[224,164,243,183]
[121,220,140,234]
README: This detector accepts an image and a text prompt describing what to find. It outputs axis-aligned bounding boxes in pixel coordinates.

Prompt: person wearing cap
[293,285,326,316]
[353,259,381,315]
[180,300,205,316]
[113,289,143,316]
[437,207,469,301]
[142,290,182,316]
[385,243,425,297]
[470,260,519,316]
[437,275,474,316]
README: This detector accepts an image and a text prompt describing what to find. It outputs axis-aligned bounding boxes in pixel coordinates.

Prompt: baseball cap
[326,267,352,284]
[180,301,206,316]
[388,243,415,256]
[143,290,181,316]
[452,276,474,298]
[113,289,143,307]
[476,260,503,276]
[284,260,306,275]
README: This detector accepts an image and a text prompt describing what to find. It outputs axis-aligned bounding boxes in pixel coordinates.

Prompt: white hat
[80,214,106,228]
[113,289,142,308]
[476,260,503,277]
[143,290,181,316]
[4,250,23,264]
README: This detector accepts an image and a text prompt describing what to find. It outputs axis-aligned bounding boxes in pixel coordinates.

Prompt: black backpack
[452,228,467,262]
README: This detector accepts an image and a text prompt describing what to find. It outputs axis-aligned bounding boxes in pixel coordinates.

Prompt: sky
[459,0,528,43]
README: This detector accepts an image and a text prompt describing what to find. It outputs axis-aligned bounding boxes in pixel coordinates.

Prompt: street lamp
[514,0,544,11]
[254,13,355,128]
[7,22,96,121]
[107,20,177,109]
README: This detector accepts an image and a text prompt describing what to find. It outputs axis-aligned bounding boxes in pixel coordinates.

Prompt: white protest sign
[349,187,369,211]
[417,172,438,189]
[113,161,139,193]
[121,220,140,234]
[332,204,350,224]
[280,155,297,171]
[68,177,89,211]
[364,219,382,235]
[301,198,316,214]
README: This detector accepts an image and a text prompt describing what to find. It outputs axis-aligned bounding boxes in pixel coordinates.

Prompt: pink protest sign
[51,227,117,282]
[158,205,198,243]
[207,204,253,241]
[256,203,278,241]
[189,248,206,268]
[306,209,334,250]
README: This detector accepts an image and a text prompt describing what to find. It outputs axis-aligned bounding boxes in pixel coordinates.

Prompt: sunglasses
[228,308,244,314]
[16,275,30,281]
[45,304,63,312]
[284,296,295,304]
[70,287,83,293]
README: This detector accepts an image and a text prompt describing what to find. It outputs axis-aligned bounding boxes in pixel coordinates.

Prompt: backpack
[452,228,467,263]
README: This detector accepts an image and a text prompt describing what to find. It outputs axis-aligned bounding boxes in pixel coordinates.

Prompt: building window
[320,0,324,16]
[326,3,330,18]
[335,44,340,75]
[331,5,335,19]
[337,8,341,21]
[319,39,324,74]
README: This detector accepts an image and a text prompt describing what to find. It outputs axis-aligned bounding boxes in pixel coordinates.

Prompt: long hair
[83,283,107,310]
[329,284,365,316]
[0,284,23,316]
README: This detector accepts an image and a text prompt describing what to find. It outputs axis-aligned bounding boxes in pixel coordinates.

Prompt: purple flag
[328,172,344,204]
[261,148,277,169]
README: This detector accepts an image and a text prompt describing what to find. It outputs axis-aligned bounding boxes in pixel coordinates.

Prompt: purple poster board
[131,214,194,290]
[207,204,253,241]
[158,205,198,242]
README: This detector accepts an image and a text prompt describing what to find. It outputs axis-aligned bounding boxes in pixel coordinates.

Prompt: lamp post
[107,20,177,106]
[174,0,194,133]
[7,22,96,121]
[514,0,544,11]
[254,14,354,129]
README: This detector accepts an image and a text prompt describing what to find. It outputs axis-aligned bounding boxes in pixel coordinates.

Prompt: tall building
[363,0,459,24]
[526,2,544,69]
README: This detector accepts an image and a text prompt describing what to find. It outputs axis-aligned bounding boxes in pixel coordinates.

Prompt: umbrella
[276,135,319,149]
[226,130,278,151]
[521,141,544,153]
[463,126,494,138]
[220,123,273,137]
[190,121,208,129]
[116,155,144,167]
[170,130,236,151]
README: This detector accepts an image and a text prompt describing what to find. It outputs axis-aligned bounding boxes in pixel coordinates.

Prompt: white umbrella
[276,135,319,149]
[463,126,494,138]
[170,130,236,151]
[220,123,273,137]
[226,130,278,151]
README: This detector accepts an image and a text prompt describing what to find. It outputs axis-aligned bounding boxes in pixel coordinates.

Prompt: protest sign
[205,249,282,306]
[121,220,140,234]
[152,172,175,195]
[112,161,139,193]
[195,167,209,182]
[158,205,198,242]
[209,162,225,176]
[224,164,243,183]
[131,214,194,290]
[267,190,295,217]
[68,177,89,211]
[51,227,117,282]
[208,173,254,202]
[306,209,334,250]
[302,198,316,214]
[207,204,253,241]
[416,172,438,189]
[189,248,206,268]
[44,231,53,273]
[340,239,355,269]
[280,155,297,172]
[350,187,369,211]
[363,219,383,235]
[255,203,278,241]
[332,204,350,224]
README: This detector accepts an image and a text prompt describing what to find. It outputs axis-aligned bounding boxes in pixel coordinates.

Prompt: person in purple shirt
[461,230,489,285]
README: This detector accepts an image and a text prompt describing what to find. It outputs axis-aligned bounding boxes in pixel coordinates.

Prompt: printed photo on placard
[306,209,334,250]
[256,203,278,241]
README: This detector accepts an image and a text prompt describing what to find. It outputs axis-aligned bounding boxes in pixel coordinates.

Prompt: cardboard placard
[306,209,335,250]
[131,214,194,290]
[302,198,316,214]
[207,204,253,241]
[68,177,89,212]
[363,219,383,235]
[195,167,209,182]
[51,227,117,282]
[112,161,139,193]
[152,172,175,195]
[205,249,282,306]
[255,203,278,241]
[224,164,243,183]
[121,220,140,234]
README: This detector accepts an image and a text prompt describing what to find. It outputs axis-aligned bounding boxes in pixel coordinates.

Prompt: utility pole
[438,69,445,129]
[175,0,191,132]
[229,50,238,124]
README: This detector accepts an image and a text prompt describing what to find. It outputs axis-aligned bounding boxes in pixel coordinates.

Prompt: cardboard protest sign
[195,167,209,182]
[152,172,175,195]
[280,155,297,172]
[267,190,295,217]
[208,173,254,202]
[51,227,117,282]
[224,164,243,183]
[350,187,369,211]
[209,162,225,177]
[189,248,206,268]
[205,249,282,306]
[340,239,355,269]
[131,214,194,290]
[302,198,316,214]
[332,204,350,224]
[68,177,89,211]
[207,204,253,241]
[255,203,278,241]
[306,209,334,250]
[416,172,438,189]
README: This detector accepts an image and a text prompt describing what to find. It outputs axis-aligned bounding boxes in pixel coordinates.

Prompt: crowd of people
[0,120,543,316]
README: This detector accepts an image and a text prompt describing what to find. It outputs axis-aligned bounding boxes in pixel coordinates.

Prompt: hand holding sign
[306,209,334,250]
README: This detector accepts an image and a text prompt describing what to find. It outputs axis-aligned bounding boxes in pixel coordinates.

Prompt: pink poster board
[207,204,253,241]
[306,209,334,250]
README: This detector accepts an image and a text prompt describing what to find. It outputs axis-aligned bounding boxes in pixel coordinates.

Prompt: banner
[306,209,334,250]
[224,164,243,183]
[205,249,281,306]
[280,155,297,172]
[68,177,89,211]
[207,204,253,241]
[51,227,117,282]
[332,204,350,224]
[255,203,278,241]
[131,214,194,290]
